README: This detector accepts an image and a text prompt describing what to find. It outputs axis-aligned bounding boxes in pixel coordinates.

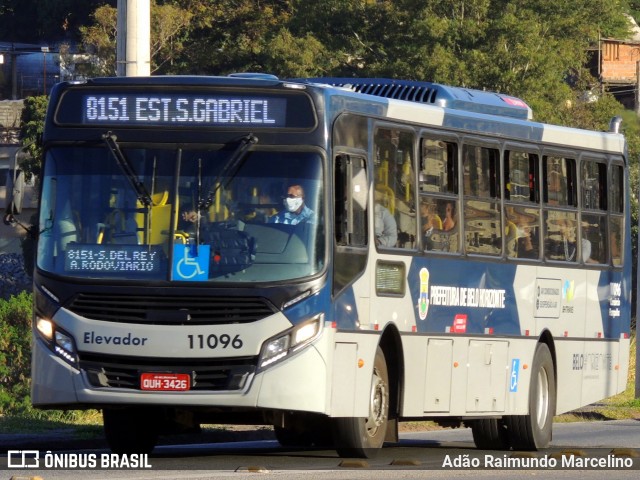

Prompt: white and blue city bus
[26,74,631,457]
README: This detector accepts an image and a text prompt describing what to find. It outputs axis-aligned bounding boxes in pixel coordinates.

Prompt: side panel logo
[419,267,430,320]
[562,280,575,302]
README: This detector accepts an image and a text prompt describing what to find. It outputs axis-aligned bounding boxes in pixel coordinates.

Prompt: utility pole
[636,61,640,116]
[41,46,49,95]
[635,61,640,117]
[116,0,150,77]
[636,175,640,399]
[637,234,640,399]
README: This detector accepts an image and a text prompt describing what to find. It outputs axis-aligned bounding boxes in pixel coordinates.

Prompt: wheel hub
[536,367,550,428]
[366,367,388,436]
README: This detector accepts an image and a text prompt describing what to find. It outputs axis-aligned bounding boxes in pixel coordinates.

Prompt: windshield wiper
[198,134,258,211]
[102,132,153,207]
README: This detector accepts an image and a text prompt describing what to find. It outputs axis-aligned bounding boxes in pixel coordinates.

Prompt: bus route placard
[64,245,163,273]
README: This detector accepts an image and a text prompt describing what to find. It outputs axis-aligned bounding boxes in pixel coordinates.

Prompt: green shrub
[0,291,33,415]
[0,292,101,422]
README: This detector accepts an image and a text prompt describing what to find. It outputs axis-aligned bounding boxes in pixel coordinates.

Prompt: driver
[268,184,315,225]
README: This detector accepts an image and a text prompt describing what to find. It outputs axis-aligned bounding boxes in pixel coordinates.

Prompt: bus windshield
[37,145,325,283]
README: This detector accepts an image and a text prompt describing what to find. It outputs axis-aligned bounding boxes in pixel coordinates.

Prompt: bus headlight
[54,330,78,365]
[35,317,79,368]
[258,316,322,369]
[36,317,54,340]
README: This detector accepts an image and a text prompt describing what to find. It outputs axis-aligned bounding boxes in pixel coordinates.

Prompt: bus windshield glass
[37,145,325,283]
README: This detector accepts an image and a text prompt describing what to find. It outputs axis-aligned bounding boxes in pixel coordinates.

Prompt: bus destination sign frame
[53,87,317,129]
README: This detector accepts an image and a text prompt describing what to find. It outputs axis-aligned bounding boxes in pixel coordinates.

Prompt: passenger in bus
[581,220,602,264]
[374,202,398,247]
[179,206,205,233]
[545,216,579,261]
[420,199,442,250]
[246,192,278,223]
[269,184,315,225]
[517,228,538,259]
[442,201,456,231]
[581,238,598,264]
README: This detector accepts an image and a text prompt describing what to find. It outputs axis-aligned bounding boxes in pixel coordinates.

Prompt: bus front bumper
[30,332,329,414]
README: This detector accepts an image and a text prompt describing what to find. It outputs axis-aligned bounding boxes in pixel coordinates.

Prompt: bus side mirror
[6,170,25,215]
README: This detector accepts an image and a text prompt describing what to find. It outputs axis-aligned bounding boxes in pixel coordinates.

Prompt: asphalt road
[1,420,639,479]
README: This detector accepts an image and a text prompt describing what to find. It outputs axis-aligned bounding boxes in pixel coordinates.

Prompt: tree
[285,0,631,126]
[18,96,48,183]
[178,0,301,75]
[79,5,119,77]
[151,2,194,73]
[0,0,112,43]
[79,0,193,76]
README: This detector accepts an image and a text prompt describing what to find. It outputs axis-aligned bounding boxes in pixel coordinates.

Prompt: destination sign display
[64,244,163,274]
[84,94,286,126]
[54,88,316,129]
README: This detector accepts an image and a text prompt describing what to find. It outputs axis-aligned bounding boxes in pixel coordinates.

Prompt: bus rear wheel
[332,346,389,458]
[470,418,510,450]
[505,343,556,450]
[103,408,159,454]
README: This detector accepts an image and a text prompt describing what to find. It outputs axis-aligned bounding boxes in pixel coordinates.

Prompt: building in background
[0,42,61,99]
[589,15,640,109]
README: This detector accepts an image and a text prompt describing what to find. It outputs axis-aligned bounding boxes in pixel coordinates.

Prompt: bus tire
[505,343,556,450]
[103,408,159,454]
[470,419,510,450]
[332,346,389,458]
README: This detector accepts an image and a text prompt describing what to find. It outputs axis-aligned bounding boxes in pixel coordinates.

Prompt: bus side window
[543,155,576,206]
[419,137,460,253]
[504,149,541,259]
[462,144,501,255]
[610,163,624,266]
[543,156,577,262]
[335,155,367,247]
[334,154,368,295]
[374,128,416,249]
[544,210,578,262]
[505,150,539,203]
[581,160,607,265]
[420,139,457,194]
[505,205,540,259]
[581,213,606,264]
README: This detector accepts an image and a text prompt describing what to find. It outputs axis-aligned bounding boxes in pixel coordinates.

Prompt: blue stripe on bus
[601,269,631,339]
[283,285,333,326]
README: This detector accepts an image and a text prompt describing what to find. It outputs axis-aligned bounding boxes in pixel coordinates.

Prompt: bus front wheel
[103,408,159,454]
[332,346,389,458]
[505,343,556,450]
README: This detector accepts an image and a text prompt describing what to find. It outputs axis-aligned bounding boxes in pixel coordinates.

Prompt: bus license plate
[140,373,190,391]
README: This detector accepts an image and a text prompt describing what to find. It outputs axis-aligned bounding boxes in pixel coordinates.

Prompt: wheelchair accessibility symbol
[172,244,210,281]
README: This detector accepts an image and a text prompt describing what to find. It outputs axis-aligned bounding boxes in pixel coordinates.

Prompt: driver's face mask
[284,196,303,212]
